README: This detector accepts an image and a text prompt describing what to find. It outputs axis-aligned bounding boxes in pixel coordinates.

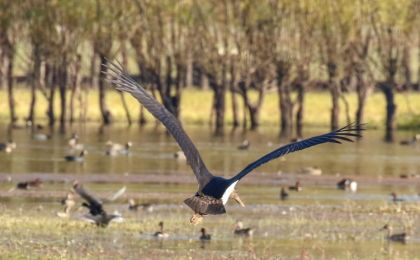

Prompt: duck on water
[105,61,365,224]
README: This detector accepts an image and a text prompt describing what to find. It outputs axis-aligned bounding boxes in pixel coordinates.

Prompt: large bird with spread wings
[104,61,364,224]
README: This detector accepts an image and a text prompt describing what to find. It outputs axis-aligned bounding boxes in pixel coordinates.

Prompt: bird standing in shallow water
[105,61,365,224]
[234,221,254,237]
[381,224,409,243]
[289,181,302,192]
[237,140,250,150]
[390,192,404,202]
[199,228,211,241]
[57,192,76,218]
[153,221,169,238]
[15,178,42,190]
[280,187,289,200]
[336,178,357,192]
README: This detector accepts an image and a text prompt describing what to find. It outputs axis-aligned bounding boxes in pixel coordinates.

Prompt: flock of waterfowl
[0,61,417,245]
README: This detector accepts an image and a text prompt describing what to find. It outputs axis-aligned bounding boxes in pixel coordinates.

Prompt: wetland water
[0,123,419,259]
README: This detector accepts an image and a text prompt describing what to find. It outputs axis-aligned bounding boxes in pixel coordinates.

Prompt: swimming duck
[68,133,84,150]
[57,192,76,218]
[237,140,250,150]
[153,221,169,238]
[0,141,16,153]
[280,187,289,200]
[32,133,51,141]
[105,61,364,224]
[105,141,132,156]
[337,178,357,192]
[289,181,302,192]
[234,221,254,237]
[16,178,42,190]
[390,192,404,202]
[65,150,87,162]
[381,224,409,243]
[73,181,122,227]
[200,227,211,241]
[399,135,419,145]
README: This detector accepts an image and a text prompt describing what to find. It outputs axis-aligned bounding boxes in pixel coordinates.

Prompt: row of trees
[0,0,419,141]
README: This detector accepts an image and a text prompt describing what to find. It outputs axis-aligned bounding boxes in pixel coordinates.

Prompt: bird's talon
[190,213,203,225]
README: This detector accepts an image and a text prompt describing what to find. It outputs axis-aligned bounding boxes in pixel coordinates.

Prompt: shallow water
[1,123,420,177]
[0,123,419,259]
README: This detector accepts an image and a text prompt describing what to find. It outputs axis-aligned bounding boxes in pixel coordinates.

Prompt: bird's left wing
[231,123,364,182]
[103,61,214,189]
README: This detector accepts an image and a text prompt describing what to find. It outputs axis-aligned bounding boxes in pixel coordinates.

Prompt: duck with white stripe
[104,61,365,224]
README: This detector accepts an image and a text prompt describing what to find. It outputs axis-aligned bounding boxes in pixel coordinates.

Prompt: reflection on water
[0,123,419,177]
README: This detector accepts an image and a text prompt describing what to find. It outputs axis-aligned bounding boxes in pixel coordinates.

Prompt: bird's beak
[231,190,245,207]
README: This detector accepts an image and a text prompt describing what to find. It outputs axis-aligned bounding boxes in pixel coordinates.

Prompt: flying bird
[104,61,364,224]
[73,182,122,227]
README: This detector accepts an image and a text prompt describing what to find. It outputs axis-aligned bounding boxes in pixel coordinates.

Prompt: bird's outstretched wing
[73,182,104,214]
[231,123,364,182]
[103,61,213,189]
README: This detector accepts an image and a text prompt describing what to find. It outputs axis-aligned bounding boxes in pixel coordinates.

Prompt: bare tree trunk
[355,67,368,136]
[208,73,225,134]
[327,62,340,131]
[295,82,305,138]
[69,55,81,124]
[27,44,41,125]
[46,63,56,126]
[276,61,293,138]
[379,82,396,142]
[229,62,240,127]
[5,48,17,125]
[119,41,132,125]
[58,55,68,132]
[98,54,112,124]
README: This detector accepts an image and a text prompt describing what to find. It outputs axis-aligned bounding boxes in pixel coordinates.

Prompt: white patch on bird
[350,181,357,192]
[221,181,238,205]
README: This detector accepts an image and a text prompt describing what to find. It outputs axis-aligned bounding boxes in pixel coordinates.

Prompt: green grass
[1,88,420,129]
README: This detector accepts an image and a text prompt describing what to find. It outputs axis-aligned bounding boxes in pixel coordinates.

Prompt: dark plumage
[16,178,42,190]
[382,224,409,243]
[200,228,211,241]
[153,221,169,238]
[73,182,121,227]
[280,187,289,200]
[390,192,404,202]
[289,181,302,192]
[337,178,358,192]
[65,150,87,162]
[104,61,364,223]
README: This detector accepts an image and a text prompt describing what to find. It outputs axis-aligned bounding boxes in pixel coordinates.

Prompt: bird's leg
[190,213,203,225]
[231,190,245,207]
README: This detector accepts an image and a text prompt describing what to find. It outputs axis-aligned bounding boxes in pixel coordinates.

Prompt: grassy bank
[1,88,420,129]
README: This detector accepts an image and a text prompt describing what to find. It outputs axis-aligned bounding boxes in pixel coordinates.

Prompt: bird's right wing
[73,182,103,209]
[231,123,364,182]
[104,61,213,189]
